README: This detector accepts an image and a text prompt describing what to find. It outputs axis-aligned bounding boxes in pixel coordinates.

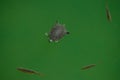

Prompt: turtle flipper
[49,39,53,43]
[62,24,65,26]
[45,33,48,36]
[55,40,59,43]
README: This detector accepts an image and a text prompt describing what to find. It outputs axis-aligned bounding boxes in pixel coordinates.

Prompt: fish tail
[105,0,109,9]
[35,72,44,77]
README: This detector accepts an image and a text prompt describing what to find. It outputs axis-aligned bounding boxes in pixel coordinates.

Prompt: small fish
[45,20,70,43]
[81,64,96,70]
[17,67,44,76]
[105,1,112,22]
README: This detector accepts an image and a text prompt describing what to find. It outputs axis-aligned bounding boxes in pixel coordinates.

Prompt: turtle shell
[48,22,67,42]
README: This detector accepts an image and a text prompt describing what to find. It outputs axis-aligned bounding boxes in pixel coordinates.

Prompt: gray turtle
[45,21,69,42]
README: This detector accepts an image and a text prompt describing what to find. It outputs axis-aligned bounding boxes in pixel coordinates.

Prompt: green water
[0,0,120,80]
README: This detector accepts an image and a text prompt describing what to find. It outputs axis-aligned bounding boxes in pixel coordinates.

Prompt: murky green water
[0,0,120,80]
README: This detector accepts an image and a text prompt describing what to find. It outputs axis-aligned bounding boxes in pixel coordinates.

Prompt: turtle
[45,21,70,42]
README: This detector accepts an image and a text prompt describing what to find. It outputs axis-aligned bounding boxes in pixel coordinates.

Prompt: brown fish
[105,1,112,22]
[17,67,44,76]
[81,64,96,70]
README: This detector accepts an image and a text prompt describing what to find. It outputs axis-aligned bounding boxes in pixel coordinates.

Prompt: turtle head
[66,32,70,34]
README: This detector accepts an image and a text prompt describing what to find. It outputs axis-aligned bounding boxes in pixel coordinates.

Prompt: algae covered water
[0,0,120,80]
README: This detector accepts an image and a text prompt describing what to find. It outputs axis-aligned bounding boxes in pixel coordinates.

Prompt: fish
[17,67,44,76]
[81,64,96,70]
[105,1,112,22]
[45,20,69,43]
